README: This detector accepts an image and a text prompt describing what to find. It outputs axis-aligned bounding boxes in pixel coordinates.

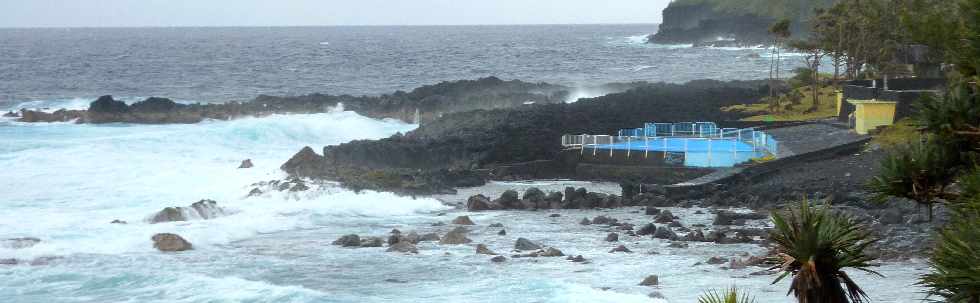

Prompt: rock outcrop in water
[152,233,193,252]
[16,77,568,124]
[149,199,226,223]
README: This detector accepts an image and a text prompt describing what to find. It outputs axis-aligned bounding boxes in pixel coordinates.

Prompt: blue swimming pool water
[589,138,764,167]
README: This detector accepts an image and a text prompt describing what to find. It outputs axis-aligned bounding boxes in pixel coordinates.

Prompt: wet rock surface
[152,233,193,252]
[149,199,226,223]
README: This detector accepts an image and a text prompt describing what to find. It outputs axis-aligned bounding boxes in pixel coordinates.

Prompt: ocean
[0,25,924,303]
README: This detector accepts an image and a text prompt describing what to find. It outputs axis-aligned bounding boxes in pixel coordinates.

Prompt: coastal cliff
[649,0,836,46]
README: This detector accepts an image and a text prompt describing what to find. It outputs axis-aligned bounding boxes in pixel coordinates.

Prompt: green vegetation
[769,199,881,303]
[868,82,980,300]
[671,0,836,23]
[722,84,837,122]
[919,191,980,302]
[698,287,756,303]
[870,118,922,151]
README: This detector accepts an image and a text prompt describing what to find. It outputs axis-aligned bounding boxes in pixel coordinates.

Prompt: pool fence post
[626,136,631,159]
[708,139,713,165]
[663,137,667,159]
[610,136,614,158]
[593,135,598,156]
[580,134,586,155]
[645,136,650,158]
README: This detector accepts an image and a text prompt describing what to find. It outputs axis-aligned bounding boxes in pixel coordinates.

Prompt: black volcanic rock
[283,80,766,194]
[89,95,129,113]
[19,77,568,124]
[281,147,324,178]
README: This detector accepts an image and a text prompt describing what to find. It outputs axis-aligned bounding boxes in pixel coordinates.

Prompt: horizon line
[0,22,660,30]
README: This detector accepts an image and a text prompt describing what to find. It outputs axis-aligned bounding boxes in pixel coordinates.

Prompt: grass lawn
[722,86,839,122]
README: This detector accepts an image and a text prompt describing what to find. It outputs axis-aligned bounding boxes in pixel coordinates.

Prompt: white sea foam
[625,35,650,44]
[0,111,425,259]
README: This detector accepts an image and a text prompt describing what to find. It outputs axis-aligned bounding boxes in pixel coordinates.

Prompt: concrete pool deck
[666,122,870,198]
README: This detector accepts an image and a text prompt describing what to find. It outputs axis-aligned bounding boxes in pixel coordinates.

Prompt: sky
[0,0,672,28]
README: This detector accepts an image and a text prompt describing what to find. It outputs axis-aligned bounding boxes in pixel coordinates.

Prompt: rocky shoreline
[11,77,570,124]
[280,79,772,195]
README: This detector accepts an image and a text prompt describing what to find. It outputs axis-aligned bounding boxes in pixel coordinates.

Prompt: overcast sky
[0,0,671,28]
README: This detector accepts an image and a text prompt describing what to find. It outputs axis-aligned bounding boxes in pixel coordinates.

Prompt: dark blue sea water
[1,24,797,108]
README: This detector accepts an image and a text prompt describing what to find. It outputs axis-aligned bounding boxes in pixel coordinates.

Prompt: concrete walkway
[670,122,870,188]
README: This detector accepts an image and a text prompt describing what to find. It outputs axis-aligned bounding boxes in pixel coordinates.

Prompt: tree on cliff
[768,19,792,112]
[787,39,824,112]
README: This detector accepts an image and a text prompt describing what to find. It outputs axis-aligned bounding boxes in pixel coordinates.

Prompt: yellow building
[847,99,897,135]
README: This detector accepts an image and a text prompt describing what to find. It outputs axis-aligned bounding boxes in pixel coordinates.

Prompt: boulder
[605,233,619,242]
[668,221,683,228]
[645,206,661,216]
[653,226,678,240]
[149,207,185,223]
[648,292,666,299]
[522,187,546,208]
[466,194,498,211]
[879,208,904,225]
[280,146,325,178]
[497,229,507,236]
[567,255,587,262]
[609,245,632,253]
[476,244,497,255]
[151,233,192,252]
[592,215,617,225]
[149,199,225,223]
[451,216,475,225]
[617,223,634,230]
[707,256,729,265]
[419,233,440,242]
[514,238,541,251]
[439,227,472,245]
[387,241,418,254]
[713,211,767,225]
[548,214,561,218]
[682,229,707,242]
[636,223,657,236]
[490,256,507,263]
[110,219,127,224]
[488,223,504,227]
[247,188,263,197]
[3,111,18,118]
[89,95,128,113]
[238,159,254,169]
[360,237,384,247]
[654,210,674,223]
[540,247,565,257]
[495,190,521,209]
[189,200,224,219]
[333,234,362,247]
[639,275,660,286]
[579,218,592,225]
[668,241,689,248]
[544,192,564,208]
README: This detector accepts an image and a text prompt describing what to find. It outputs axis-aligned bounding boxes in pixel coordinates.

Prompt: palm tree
[770,199,882,303]
[698,287,756,303]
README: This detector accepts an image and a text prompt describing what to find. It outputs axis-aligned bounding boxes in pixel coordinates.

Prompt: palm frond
[698,287,756,303]
[769,199,882,302]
